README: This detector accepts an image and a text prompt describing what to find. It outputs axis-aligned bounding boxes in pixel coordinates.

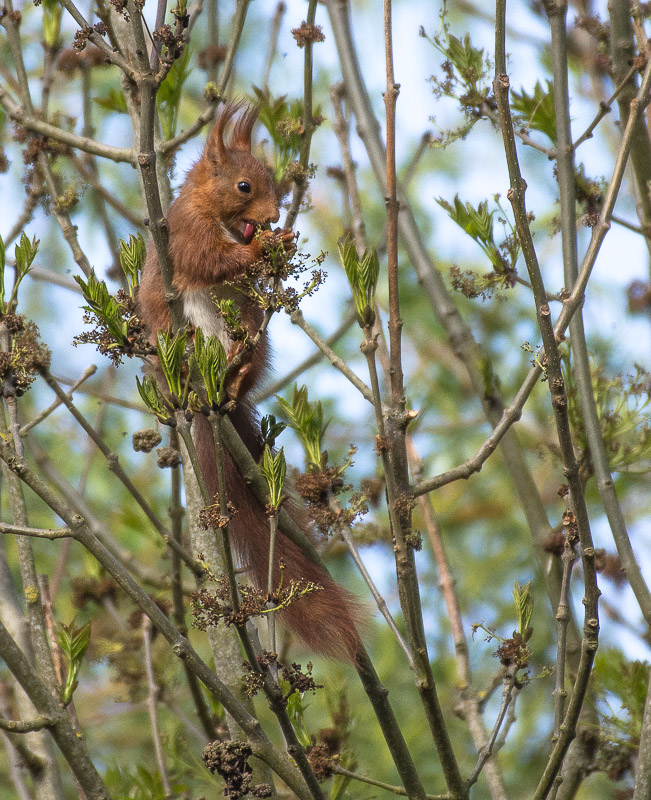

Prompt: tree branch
[0,88,135,164]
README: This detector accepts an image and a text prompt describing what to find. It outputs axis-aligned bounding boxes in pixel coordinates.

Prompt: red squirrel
[138,102,361,660]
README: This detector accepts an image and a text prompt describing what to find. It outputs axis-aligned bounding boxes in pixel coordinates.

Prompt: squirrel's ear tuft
[205,101,258,163]
[205,101,240,164]
[230,104,258,152]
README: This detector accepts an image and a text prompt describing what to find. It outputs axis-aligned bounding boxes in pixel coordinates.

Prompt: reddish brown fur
[138,103,362,660]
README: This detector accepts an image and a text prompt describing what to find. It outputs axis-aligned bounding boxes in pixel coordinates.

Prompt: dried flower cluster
[0,316,50,396]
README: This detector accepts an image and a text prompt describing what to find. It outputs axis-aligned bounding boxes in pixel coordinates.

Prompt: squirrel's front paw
[271,227,297,256]
[225,363,252,400]
[255,227,296,261]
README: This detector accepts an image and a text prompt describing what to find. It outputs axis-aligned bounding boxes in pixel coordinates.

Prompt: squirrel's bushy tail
[193,412,362,661]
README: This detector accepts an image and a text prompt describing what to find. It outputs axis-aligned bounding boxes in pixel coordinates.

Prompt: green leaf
[511,81,557,144]
[424,24,490,104]
[41,0,63,48]
[338,236,379,325]
[1,233,40,314]
[172,0,187,18]
[594,649,650,735]
[359,248,379,300]
[252,86,312,182]
[446,33,485,93]
[14,232,39,275]
[93,89,129,114]
[136,375,174,424]
[156,330,187,401]
[260,414,286,449]
[286,690,312,748]
[275,385,328,471]
[260,445,286,509]
[512,580,533,641]
[191,327,227,406]
[57,620,91,703]
[437,195,508,272]
[75,271,128,343]
[216,299,248,342]
[157,47,193,140]
[119,233,146,297]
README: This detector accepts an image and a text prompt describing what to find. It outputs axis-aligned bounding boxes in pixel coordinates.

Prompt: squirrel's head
[200,102,280,243]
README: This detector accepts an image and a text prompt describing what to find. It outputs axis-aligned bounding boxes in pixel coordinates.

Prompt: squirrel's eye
[237,181,251,194]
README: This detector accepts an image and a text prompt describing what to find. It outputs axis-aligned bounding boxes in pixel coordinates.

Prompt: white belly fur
[182,289,231,352]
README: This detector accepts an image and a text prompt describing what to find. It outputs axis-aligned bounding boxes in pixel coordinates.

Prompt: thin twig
[204,0,219,81]
[401,131,434,189]
[289,309,376,406]
[25,266,82,293]
[20,366,97,436]
[407,438,507,800]
[0,524,72,540]
[262,2,286,91]
[57,0,139,78]
[253,307,357,402]
[284,0,320,230]
[334,514,415,670]
[610,0,651,266]
[266,513,278,656]
[464,669,516,791]
[412,381,531,497]
[40,369,202,576]
[611,213,648,235]
[0,88,135,164]
[52,374,146,411]
[331,765,450,799]
[330,83,368,249]
[71,156,144,228]
[572,63,637,151]
[41,158,93,276]
[158,99,221,156]
[168,428,217,740]
[0,715,55,733]
[142,616,173,798]
[494,688,520,753]
[553,539,576,740]
[28,439,180,592]
[382,4,463,791]
[149,0,168,71]
[482,102,556,158]
[216,0,251,96]
[2,183,39,247]
[78,67,123,272]
[495,3,602,797]
[0,679,45,780]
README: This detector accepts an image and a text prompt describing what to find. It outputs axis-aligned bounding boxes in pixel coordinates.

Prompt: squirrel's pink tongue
[243,222,255,240]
